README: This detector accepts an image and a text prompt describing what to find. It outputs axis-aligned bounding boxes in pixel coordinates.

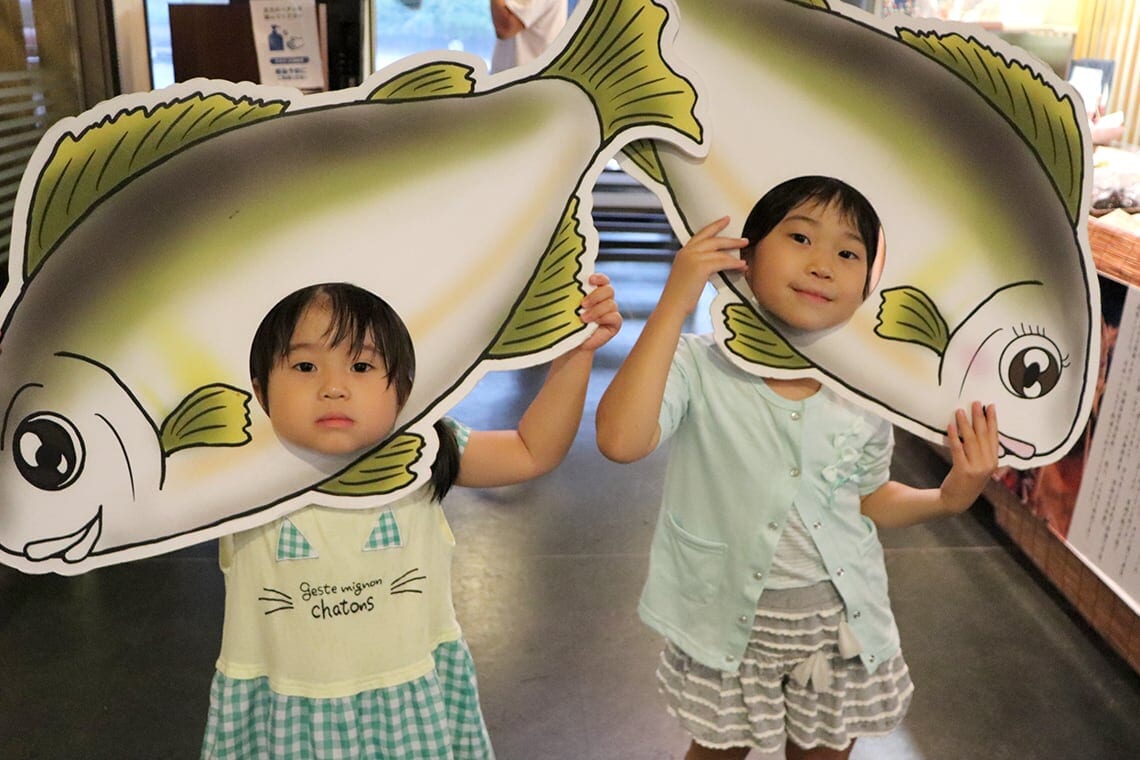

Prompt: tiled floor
[2,258,1139,759]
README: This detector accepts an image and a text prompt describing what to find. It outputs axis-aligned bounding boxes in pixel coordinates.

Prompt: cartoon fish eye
[12,412,86,491]
[999,333,1065,400]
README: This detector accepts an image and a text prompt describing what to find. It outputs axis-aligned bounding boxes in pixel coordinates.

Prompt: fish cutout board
[619,0,1099,470]
[0,0,706,574]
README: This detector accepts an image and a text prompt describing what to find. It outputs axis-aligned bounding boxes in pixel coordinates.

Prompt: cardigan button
[753,571,764,581]
[725,655,736,663]
[738,615,751,625]
[767,521,779,531]
[852,610,862,619]
[790,411,801,421]
[789,467,801,477]
[836,567,846,577]
[812,521,822,530]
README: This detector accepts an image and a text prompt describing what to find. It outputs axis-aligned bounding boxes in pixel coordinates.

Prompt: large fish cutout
[620,0,1098,469]
[0,0,704,574]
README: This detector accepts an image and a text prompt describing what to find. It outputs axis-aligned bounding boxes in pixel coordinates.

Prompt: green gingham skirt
[657,581,913,753]
[201,639,494,760]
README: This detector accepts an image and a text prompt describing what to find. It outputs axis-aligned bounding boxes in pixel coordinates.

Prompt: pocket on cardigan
[658,512,727,603]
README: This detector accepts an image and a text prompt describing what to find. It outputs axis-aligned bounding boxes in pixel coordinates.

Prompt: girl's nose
[321,381,348,399]
[808,258,833,279]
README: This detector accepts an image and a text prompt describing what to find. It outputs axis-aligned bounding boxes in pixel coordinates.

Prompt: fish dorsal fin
[621,139,669,186]
[897,29,1084,224]
[874,286,950,356]
[542,0,702,146]
[160,384,253,456]
[487,196,589,358]
[316,433,425,497]
[25,93,287,281]
[367,62,478,101]
[721,303,812,369]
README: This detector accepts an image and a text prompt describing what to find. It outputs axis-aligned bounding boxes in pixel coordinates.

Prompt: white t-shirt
[491,0,568,72]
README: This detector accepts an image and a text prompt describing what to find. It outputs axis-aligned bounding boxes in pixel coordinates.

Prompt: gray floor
[3,257,1139,759]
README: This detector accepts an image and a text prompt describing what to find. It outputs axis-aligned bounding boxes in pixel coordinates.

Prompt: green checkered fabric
[363,510,403,551]
[277,518,318,561]
[201,639,493,759]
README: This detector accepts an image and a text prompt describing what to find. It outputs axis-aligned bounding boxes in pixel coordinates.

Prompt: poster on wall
[249,0,326,90]
[1067,279,1140,610]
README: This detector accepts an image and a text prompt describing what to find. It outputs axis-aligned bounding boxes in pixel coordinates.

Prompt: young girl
[202,277,620,759]
[596,176,999,760]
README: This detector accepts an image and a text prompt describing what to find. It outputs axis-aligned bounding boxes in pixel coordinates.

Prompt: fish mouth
[23,507,103,563]
[998,433,1036,461]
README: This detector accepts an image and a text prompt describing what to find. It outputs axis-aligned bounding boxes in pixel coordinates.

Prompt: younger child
[202,277,620,759]
[596,176,998,760]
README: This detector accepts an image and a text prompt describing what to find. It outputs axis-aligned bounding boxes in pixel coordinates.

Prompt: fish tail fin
[487,196,589,358]
[542,0,702,147]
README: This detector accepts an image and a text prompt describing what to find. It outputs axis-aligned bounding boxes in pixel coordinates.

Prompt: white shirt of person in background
[490,0,568,72]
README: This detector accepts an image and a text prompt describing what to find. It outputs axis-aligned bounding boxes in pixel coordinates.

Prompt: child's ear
[252,378,268,413]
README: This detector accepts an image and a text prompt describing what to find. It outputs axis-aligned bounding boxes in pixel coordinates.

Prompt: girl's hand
[577,272,622,351]
[661,216,748,316]
[940,402,999,514]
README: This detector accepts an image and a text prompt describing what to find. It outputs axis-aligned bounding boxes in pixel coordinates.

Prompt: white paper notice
[1069,284,1140,610]
[249,0,325,90]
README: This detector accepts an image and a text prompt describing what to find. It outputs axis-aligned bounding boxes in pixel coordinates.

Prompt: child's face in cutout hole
[257,298,401,456]
[745,199,871,333]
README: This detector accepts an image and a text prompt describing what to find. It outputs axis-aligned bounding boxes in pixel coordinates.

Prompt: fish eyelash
[1011,324,1070,368]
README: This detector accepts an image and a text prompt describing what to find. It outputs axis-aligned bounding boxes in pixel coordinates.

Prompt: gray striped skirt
[657,582,914,753]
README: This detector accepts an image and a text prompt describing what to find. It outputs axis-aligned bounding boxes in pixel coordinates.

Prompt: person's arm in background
[490,0,525,39]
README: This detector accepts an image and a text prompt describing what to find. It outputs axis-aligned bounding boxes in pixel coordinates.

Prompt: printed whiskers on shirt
[257,568,426,616]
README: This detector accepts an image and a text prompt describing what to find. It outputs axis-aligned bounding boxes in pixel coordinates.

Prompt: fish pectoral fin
[543,0,702,146]
[487,196,589,359]
[722,303,812,370]
[874,286,950,356]
[621,139,668,186]
[26,93,287,281]
[160,384,253,456]
[368,62,478,101]
[317,433,425,497]
[898,29,1083,224]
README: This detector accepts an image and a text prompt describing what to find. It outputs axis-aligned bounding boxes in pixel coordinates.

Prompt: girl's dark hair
[249,282,460,501]
[740,176,881,296]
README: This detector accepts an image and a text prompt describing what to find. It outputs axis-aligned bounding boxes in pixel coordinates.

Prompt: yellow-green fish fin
[788,0,831,8]
[898,30,1084,224]
[722,303,812,370]
[26,93,287,281]
[487,196,588,358]
[367,62,478,101]
[316,433,425,496]
[543,0,702,146]
[621,139,669,186]
[874,285,950,356]
[160,384,253,456]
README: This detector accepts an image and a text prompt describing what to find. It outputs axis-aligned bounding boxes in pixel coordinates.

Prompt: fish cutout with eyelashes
[620,0,1098,469]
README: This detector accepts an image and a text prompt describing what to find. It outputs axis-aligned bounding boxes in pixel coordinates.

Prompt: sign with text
[249,0,325,90]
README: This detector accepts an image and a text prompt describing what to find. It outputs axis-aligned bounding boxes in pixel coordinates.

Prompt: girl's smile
[745,199,870,332]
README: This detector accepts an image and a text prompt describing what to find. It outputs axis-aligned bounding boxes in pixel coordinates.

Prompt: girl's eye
[790,233,810,245]
[293,361,316,372]
[839,249,861,261]
[351,362,373,373]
